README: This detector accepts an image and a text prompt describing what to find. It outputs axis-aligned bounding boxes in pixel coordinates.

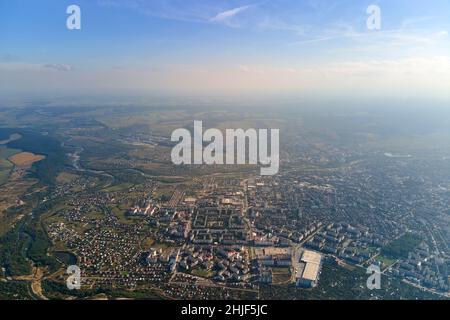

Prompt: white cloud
[288,27,450,49]
[0,63,73,72]
[43,64,73,72]
[210,5,252,26]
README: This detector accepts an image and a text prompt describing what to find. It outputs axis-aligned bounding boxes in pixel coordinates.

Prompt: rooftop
[299,250,323,282]
[302,250,322,265]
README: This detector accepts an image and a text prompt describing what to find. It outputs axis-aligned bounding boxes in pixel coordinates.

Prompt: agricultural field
[9,152,45,168]
[0,145,21,185]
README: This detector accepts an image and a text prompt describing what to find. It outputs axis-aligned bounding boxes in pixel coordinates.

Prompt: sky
[0,0,449,106]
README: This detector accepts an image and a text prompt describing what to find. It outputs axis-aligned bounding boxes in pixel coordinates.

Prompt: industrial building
[296,250,323,288]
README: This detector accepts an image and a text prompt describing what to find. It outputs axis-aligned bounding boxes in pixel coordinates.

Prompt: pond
[53,251,77,265]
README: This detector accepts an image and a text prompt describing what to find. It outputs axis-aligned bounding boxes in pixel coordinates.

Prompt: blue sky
[1,0,449,105]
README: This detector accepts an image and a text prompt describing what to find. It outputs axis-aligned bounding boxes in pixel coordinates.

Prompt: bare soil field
[9,152,45,168]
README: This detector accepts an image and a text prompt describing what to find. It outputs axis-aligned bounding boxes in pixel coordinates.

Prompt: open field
[0,177,39,234]
[272,267,292,284]
[0,146,22,159]
[0,146,22,185]
[0,133,22,145]
[0,158,13,185]
[9,152,46,168]
[375,255,397,268]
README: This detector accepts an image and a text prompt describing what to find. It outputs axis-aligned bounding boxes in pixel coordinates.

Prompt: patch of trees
[0,281,33,300]
[381,233,423,259]
[24,225,59,272]
[22,210,61,273]
[259,261,440,300]
[3,128,67,184]
[42,280,164,300]
[0,224,32,276]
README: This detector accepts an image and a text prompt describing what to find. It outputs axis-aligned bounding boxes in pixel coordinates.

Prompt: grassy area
[56,172,79,184]
[141,237,156,249]
[0,145,21,159]
[272,267,291,284]
[191,268,212,278]
[103,183,134,192]
[0,152,15,184]
[376,255,397,268]
[0,160,13,185]
[111,206,140,225]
